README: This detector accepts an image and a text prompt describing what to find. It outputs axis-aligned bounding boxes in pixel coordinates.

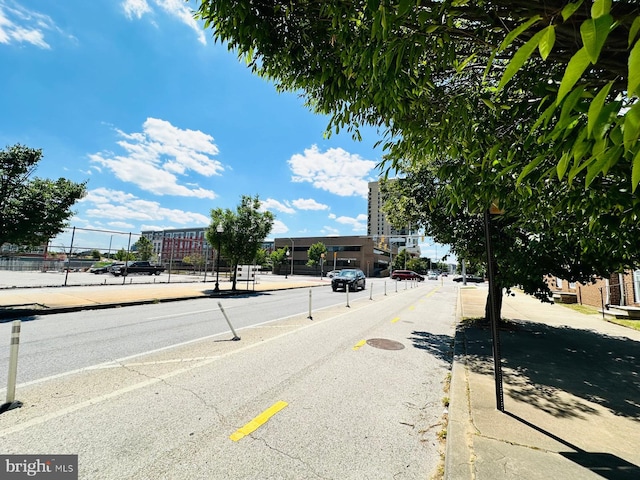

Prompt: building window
[634,270,640,304]
[556,278,563,289]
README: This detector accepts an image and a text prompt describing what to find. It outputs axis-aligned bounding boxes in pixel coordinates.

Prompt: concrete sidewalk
[446,286,640,479]
[0,277,325,319]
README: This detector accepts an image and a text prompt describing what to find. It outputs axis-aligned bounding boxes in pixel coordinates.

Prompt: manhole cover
[366,338,405,350]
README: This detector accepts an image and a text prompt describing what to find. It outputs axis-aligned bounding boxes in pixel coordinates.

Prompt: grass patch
[559,303,599,315]
[608,318,640,332]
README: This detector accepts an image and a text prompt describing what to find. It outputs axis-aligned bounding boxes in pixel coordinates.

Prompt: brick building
[546,271,640,310]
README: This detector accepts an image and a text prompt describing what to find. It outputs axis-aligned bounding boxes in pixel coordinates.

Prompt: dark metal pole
[63,227,75,286]
[214,233,221,292]
[484,209,505,412]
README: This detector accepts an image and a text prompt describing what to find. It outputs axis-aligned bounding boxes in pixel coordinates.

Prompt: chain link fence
[0,226,233,287]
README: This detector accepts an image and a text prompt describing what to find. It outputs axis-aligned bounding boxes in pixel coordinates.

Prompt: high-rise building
[367,180,420,257]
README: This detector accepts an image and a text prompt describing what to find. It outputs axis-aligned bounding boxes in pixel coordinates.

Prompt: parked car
[453,275,485,283]
[110,261,165,276]
[391,270,425,281]
[427,272,438,280]
[331,269,366,291]
[327,270,341,278]
[89,262,114,274]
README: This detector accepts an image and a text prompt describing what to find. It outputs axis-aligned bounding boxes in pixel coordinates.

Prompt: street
[0,282,457,479]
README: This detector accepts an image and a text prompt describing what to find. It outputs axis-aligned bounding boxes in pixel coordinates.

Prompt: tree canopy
[206,195,274,290]
[0,144,86,247]
[197,0,639,195]
[195,1,640,307]
[134,236,154,261]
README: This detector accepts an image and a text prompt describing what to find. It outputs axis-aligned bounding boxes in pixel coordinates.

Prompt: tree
[392,249,411,271]
[134,236,154,261]
[197,1,639,191]
[183,253,206,273]
[255,247,270,269]
[380,159,640,319]
[306,242,328,275]
[91,249,101,260]
[0,144,86,247]
[115,248,135,261]
[196,1,640,316]
[206,195,274,290]
[406,257,428,274]
[270,247,289,275]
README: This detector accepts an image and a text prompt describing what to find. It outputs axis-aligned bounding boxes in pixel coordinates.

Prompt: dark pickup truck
[110,261,165,276]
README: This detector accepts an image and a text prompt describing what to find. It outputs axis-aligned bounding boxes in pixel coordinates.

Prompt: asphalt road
[0,282,457,479]
[1,287,381,385]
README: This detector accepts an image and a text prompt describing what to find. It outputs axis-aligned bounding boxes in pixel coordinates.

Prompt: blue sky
[0,0,452,262]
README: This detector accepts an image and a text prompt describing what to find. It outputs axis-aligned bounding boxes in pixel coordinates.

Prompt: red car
[390,270,424,281]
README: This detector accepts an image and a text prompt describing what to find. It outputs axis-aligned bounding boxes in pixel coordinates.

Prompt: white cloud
[81,187,210,225]
[0,1,57,48]
[334,214,368,232]
[261,198,295,214]
[289,145,377,198]
[321,226,340,236]
[108,221,136,229]
[122,0,206,45]
[90,118,222,198]
[270,219,289,235]
[122,0,151,19]
[292,198,329,211]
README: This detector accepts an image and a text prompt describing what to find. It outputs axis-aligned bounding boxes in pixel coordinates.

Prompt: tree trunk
[484,282,504,323]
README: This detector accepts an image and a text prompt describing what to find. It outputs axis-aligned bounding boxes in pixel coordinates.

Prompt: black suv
[331,269,366,292]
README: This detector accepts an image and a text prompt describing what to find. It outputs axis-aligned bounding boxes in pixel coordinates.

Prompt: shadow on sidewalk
[409,331,455,365]
[505,411,640,480]
[462,320,640,420]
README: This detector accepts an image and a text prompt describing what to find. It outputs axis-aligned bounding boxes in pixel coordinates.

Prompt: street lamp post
[214,222,223,293]
[287,238,294,277]
[285,248,290,279]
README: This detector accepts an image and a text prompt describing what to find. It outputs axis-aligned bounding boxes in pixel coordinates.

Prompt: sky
[0,0,453,262]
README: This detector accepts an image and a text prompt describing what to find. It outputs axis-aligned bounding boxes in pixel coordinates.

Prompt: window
[634,270,640,303]
[556,278,563,289]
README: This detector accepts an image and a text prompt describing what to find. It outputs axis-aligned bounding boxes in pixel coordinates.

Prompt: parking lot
[0,269,301,289]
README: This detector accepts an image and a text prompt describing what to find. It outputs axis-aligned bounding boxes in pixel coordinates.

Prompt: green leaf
[591,0,611,18]
[580,14,613,64]
[557,47,591,104]
[559,85,585,126]
[498,28,546,90]
[498,15,542,52]
[562,1,584,21]
[585,150,610,187]
[629,41,640,98]
[587,81,613,138]
[623,103,640,149]
[629,17,640,47]
[538,26,556,60]
[481,97,496,109]
[633,148,640,192]
[557,151,571,180]
[456,53,476,73]
[516,154,544,186]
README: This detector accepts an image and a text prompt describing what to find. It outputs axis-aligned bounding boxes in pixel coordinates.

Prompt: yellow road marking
[409,305,415,311]
[391,317,401,324]
[425,287,441,298]
[230,401,288,442]
[352,339,366,350]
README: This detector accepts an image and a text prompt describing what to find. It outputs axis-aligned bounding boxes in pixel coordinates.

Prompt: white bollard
[346,286,350,308]
[308,288,313,319]
[217,302,241,341]
[384,281,387,296]
[369,283,373,300]
[3,320,23,412]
